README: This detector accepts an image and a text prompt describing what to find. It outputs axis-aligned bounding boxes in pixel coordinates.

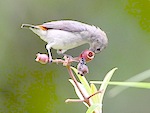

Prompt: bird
[21,20,108,62]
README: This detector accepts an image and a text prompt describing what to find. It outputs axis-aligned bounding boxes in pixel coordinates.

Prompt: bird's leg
[46,44,53,62]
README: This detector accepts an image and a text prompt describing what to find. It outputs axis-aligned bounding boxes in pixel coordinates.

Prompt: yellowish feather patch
[38,25,48,30]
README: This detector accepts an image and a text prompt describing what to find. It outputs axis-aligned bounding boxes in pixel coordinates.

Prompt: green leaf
[91,81,150,97]
[71,67,91,95]
[99,68,118,103]
[90,81,150,89]
[69,79,89,107]
[86,104,102,113]
[90,83,100,104]
[108,82,150,97]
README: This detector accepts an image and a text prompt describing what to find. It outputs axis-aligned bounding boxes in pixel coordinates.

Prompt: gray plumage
[42,20,88,32]
[21,20,108,61]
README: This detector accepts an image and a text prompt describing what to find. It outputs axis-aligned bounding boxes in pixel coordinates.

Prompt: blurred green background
[0,0,150,113]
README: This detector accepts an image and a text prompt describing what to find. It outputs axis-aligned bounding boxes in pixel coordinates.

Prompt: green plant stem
[66,65,90,106]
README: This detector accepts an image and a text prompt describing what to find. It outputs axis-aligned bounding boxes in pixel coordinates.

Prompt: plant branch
[66,65,90,106]
[65,99,85,103]
[87,90,103,100]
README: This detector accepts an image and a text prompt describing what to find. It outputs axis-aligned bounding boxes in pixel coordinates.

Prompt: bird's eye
[96,48,101,51]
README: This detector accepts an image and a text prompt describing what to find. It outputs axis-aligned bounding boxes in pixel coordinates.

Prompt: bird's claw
[49,59,53,63]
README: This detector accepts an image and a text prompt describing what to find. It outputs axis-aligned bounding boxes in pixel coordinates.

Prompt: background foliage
[0,0,150,113]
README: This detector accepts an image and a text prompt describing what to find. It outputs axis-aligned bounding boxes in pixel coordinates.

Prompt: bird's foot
[49,59,53,63]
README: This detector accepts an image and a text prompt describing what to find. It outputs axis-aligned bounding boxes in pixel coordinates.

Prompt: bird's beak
[21,24,39,29]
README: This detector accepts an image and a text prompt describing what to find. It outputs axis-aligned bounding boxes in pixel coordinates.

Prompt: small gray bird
[21,20,108,61]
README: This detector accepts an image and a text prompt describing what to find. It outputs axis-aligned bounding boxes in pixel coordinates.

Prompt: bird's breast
[45,29,89,50]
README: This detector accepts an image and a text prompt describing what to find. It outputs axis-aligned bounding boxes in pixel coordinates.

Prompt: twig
[87,90,103,100]
[66,65,90,105]
[65,99,85,103]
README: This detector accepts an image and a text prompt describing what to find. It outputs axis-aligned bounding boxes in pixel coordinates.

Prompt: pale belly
[42,29,89,50]
[52,38,88,50]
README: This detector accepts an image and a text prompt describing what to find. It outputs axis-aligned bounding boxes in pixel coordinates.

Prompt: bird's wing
[42,20,88,32]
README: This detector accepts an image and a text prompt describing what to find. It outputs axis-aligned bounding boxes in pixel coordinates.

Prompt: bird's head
[89,28,108,54]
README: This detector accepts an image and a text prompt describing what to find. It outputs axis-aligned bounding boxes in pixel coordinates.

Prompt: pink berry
[35,53,49,64]
[77,62,89,76]
[79,50,95,62]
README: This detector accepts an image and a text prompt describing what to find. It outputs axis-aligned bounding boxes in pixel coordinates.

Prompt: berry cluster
[35,50,95,76]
